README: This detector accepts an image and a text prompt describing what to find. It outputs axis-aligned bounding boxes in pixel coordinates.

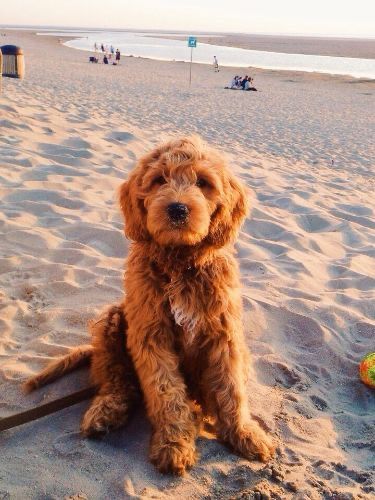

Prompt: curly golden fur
[25,136,275,474]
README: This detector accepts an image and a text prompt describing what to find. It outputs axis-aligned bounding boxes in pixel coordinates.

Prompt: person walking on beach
[101,43,105,52]
[213,55,219,72]
[116,49,121,64]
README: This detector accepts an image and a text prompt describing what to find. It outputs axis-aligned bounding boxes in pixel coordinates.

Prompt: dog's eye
[196,178,209,188]
[153,176,167,186]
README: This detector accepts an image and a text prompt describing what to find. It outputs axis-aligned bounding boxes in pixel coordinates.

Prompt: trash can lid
[1,45,23,55]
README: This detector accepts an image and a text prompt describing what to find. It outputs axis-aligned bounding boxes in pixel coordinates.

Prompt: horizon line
[1,24,375,40]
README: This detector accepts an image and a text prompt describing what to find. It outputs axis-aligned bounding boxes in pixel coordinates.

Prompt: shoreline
[2,28,375,80]
[64,38,375,81]
[63,37,375,81]
[151,33,375,60]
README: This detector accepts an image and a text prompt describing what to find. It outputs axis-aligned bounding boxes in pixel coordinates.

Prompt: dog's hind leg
[81,305,140,437]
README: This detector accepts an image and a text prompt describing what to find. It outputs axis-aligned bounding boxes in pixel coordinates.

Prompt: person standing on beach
[116,49,121,64]
[213,55,219,72]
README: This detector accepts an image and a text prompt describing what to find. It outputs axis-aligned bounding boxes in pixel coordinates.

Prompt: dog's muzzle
[167,203,189,225]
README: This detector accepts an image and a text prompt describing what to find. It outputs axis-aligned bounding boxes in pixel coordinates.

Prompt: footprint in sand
[105,131,134,143]
[42,127,55,135]
[244,219,287,240]
[310,394,328,411]
[61,224,125,258]
[5,189,85,210]
[337,203,373,217]
[53,432,86,457]
[62,137,92,150]
[331,209,375,229]
[19,284,48,308]
[352,321,375,341]
[0,135,22,145]
[37,143,93,159]
[0,104,18,113]
[22,164,89,182]
[333,276,375,291]
[0,119,32,131]
[296,213,335,233]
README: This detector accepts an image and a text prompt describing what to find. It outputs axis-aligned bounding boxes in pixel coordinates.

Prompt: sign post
[187,36,197,86]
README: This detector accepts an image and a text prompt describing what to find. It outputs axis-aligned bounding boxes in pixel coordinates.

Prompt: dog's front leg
[126,297,198,475]
[202,315,275,463]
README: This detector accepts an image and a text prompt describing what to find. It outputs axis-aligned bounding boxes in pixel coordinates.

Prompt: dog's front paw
[81,394,129,437]
[150,435,197,475]
[228,422,275,462]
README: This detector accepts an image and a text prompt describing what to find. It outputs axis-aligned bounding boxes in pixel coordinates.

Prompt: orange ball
[359,353,375,388]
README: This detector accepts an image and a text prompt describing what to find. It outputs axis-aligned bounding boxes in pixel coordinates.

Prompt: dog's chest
[167,272,202,342]
[169,298,198,339]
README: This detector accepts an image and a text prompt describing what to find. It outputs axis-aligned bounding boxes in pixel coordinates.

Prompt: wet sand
[153,32,375,59]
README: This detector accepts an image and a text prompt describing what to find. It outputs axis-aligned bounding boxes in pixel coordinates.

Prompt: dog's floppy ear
[119,143,168,241]
[119,170,149,241]
[207,174,250,247]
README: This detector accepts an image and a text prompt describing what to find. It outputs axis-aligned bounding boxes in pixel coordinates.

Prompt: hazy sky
[2,0,375,37]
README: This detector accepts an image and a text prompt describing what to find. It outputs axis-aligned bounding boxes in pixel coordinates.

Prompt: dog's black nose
[167,203,189,223]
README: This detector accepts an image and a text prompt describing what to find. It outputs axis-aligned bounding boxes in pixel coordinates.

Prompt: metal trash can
[0,45,25,79]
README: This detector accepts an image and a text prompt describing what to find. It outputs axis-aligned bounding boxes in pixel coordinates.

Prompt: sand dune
[0,31,374,499]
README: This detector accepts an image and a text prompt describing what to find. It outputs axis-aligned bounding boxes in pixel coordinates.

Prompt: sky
[1,0,375,37]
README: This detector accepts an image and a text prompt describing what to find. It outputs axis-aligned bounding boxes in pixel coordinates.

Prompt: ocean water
[40,31,375,79]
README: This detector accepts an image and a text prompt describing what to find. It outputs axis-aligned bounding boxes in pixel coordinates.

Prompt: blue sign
[188,36,197,48]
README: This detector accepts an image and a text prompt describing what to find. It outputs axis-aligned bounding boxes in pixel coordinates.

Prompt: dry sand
[0,31,374,499]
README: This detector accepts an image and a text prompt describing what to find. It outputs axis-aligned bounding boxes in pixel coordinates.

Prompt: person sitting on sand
[103,54,109,64]
[241,76,248,89]
[243,77,257,91]
[229,76,238,89]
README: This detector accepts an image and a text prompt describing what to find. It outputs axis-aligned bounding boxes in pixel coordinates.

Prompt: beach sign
[188,36,197,48]
[188,37,197,85]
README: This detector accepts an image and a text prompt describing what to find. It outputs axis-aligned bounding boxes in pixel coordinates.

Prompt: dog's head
[119,136,250,248]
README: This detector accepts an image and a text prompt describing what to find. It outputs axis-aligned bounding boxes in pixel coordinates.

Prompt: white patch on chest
[169,299,199,343]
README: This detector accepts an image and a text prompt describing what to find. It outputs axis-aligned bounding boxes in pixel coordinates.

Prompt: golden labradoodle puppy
[25,136,275,475]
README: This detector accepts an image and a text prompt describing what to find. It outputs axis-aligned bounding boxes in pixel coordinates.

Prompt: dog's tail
[23,344,94,394]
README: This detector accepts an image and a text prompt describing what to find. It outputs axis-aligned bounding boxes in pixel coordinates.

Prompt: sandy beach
[0,30,374,499]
